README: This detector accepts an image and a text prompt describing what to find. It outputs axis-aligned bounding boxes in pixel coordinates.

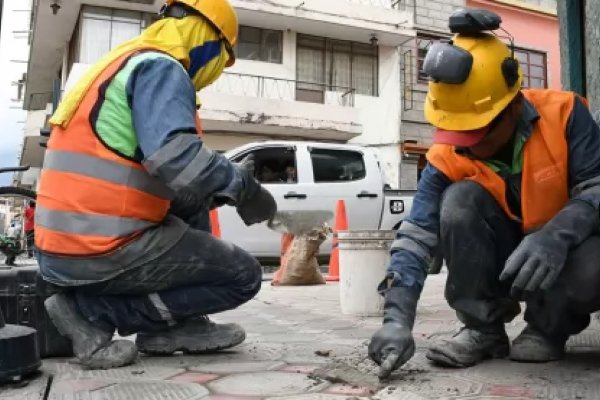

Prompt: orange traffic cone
[209,209,221,238]
[326,199,348,282]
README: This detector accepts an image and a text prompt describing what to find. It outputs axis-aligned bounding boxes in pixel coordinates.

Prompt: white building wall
[0,203,10,233]
[23,108,50,138]
[350,45,403,187]
[1,0,32,186]
[232,0,414,44]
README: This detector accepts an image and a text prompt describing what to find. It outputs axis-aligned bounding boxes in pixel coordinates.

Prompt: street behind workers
[369,8,600,378]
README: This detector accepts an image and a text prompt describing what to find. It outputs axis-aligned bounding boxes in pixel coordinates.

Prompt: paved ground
[2,270,600,400]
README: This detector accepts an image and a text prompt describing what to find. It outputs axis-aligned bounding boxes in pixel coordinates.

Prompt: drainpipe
[51,78,61,112]
[558,0,585,96]
[0,0,4,45]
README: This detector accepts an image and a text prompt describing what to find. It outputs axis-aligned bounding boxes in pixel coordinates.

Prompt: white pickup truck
[218,141,416,262]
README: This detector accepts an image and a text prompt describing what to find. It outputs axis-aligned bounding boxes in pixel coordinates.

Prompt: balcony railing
[26,92,53,111]
[205,72,356,107]
[26,79,63,111]
[345,0,407,10]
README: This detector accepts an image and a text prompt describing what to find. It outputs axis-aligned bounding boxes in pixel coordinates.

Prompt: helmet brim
[433,127,488,147]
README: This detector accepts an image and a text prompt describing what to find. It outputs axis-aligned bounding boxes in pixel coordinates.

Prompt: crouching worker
[369,10,600,378]
[35,0,276,369]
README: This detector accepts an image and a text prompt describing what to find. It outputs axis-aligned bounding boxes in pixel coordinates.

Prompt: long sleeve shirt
[127,54,243,203]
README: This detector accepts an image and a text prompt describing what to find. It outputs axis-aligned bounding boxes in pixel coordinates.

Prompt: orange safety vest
[427,89,577,233]
[36,50,202,256]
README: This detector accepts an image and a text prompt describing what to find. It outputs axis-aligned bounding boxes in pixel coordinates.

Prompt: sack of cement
[271,225,331,286]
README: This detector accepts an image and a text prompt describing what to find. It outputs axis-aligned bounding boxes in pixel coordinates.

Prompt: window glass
[76,6,155,65]
[233,147,297,184]
[262,30,283,63]
[514,48,547,89]
[80,16,111,64]
[237,26,283,63]
[297,34,378,96]
[310,148,366,182]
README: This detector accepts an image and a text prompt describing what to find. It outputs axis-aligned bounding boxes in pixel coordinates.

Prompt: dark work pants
[441,181,600,342]
[75,210,262,336]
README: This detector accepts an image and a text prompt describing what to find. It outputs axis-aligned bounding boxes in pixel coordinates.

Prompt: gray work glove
[234,155,277,226]
[237,186,277,226]
[500,200,599,299]
[368,285,419,379]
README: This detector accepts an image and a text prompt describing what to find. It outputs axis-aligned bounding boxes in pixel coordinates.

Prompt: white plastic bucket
[338,230,395,316]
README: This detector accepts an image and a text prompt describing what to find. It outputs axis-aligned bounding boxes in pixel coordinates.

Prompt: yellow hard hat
[423,33,522,131]
[165,0,238,66]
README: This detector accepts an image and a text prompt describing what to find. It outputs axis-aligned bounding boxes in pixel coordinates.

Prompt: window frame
[514,47,548,89]
[309,148,367,183]
[231,146,298,185]
[296,34,379,97]
[236,25,284,64]
[71,6,156,66]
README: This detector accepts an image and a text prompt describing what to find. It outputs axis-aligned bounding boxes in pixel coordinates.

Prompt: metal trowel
[267,210,334,236]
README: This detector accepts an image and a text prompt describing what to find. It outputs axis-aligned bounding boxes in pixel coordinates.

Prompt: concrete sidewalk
[2,271,600,400]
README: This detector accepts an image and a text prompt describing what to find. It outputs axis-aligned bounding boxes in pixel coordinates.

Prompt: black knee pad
[440,181,491,228]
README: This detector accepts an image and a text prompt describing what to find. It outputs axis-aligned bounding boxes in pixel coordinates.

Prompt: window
[416,33,448,82]
[236,26,283,63]
[310,149,366,183]
[72,6,157,65]
[233,147,297,184]
[514,48,547,89]
[296,34,378,97]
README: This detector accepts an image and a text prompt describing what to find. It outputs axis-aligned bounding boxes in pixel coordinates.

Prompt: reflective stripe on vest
[43,150,173,199]
[426,89,573,233]
[36,206,155,237]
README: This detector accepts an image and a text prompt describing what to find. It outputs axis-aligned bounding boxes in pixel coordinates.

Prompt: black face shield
[422,42,473,85]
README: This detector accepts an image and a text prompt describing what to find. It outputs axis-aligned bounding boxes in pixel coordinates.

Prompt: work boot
[426,326,509,367]
[136,316,246,355]
[509,325,565,362]
[45,293,138,369]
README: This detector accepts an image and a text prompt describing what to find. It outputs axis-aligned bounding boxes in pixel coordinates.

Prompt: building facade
[20,0,414,189]
[19,0,559,190]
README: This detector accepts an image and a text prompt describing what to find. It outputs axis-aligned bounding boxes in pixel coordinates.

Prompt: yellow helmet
[423,33,522,131]
[165,0,239,66]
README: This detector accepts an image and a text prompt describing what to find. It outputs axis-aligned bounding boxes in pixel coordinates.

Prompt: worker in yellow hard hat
[369,8,600,376]
[37,0,276,368]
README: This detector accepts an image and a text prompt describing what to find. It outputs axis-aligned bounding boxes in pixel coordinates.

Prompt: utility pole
[557,0,585,97]
[0,0,4,41]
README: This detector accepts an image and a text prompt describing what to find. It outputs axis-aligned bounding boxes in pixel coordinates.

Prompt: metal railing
[345,0,408,10]
[205,72,356,107]
[30,74,356,111]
